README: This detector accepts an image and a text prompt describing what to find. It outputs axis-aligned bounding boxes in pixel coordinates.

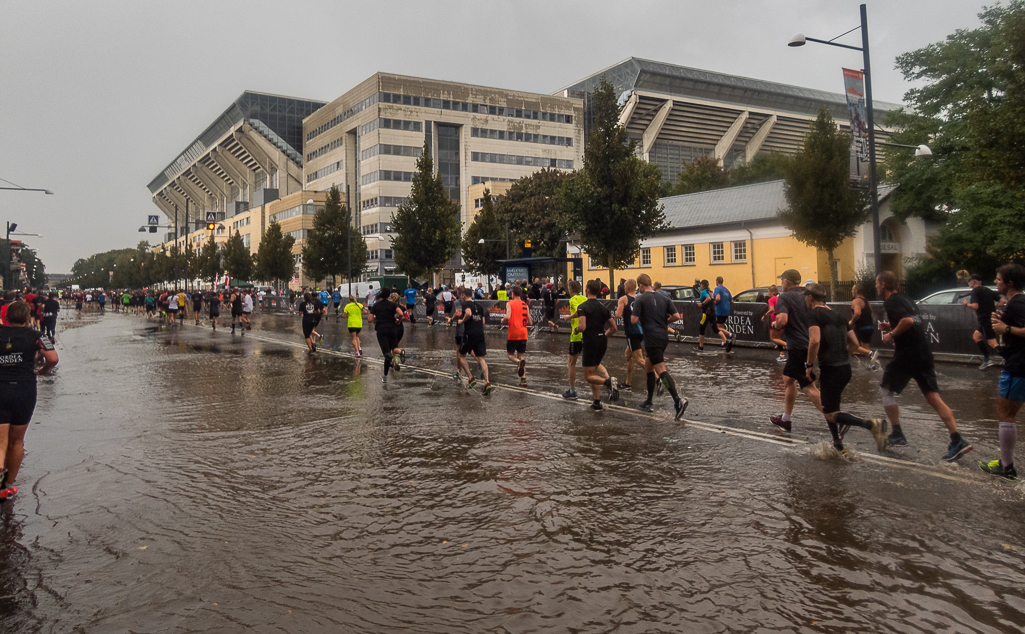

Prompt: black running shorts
[507,339,527,355]
[856,327,874,344]
[582,337,608,368]
[545,306,556,320]
[698,313,714,335]
[231,309,242,318]
[460,334,486,358]
[443,301,453,315]
[818,363,852,414]
[881,357,940,395]
[784,348,813,389]
[0,381,37,426]
[302,320,316,338]
[209,308,219,317]
[645,344,667,365]
[716,315,729,325]
[348,327,361,334]
[628,334,644,351]
[426,307,435,316]
[568,341,583,356]
[455,335,463,346]
[978,314,997,340]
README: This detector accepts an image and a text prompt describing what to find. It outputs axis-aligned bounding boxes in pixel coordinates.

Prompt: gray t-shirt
[632,290,676,348]
[452,298,465,336]
[776,287,809,349]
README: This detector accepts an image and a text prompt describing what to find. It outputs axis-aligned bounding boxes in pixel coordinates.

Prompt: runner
[455,286,492,394]
[404,285,418,325]
[542,283,558,332]
[713,276,736,352]
[424,287,437,326]
[97,290,106,313]
[242,290,254,331]
[366,284,377,308]
[230,288,243,335]
[343,295,366,356]
[563,280,586,400]
[616,278,644,389]
[450,288,466,375]
[765,285,787,362]
[0,301,59,504]
[76,292,85,315]
[696,280,715,352]
[389,292,406,361]
[804,284,888,454]
[632,274,686,419]
[441,286,454,325]
[121,290,131,314]
[207,290,221,330]
[175,289,187,327]
[876,270,972,461]
[980,263,1025,479]
[41,292,59,344]
[192,290,204,326]
[369,289,404,382]
[849,283,876,361]
[331,288,342,318]
[769,269,823,431]
[573,280,619,411]
[166,289,179,327]
[297,291,322,354]
[963,273,1003,369]
[502,286,532,386]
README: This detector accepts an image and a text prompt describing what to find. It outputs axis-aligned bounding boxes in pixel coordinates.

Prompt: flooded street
[3,311,1024,633]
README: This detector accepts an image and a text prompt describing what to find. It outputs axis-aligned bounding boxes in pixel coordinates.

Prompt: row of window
[470,152,573,169]
[359,118,423,136]
[360,196,407,211]
[306,136,344,162]
[307,93,379,141]
[377,92,572,124]
[588,242,748,269]
[473,195,498,209]
[232,216,251,231]
[471,176,518,185]
[361,143,421,161]
[287,229,309,241]
[306,160,342,184]
[367,249,394,261]
[241,234,251,249]
[361,170,415,186]
[470,127,573,146]
[361,222,394,235]
[269,203,316,224]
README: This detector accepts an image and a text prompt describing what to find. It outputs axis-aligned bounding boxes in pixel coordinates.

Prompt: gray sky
[0,0,988,273]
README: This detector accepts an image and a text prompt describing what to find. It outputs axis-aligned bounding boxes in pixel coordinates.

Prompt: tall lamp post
[2,179,52,290]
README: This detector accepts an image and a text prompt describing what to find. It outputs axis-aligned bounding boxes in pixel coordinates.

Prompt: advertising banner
[843,68,870,186]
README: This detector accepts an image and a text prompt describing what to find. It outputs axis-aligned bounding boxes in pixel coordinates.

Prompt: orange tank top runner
[507,299,529,341]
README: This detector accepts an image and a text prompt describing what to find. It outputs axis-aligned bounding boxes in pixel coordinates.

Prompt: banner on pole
[843,68,870,186]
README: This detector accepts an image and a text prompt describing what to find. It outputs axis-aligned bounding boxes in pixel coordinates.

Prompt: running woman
[979,263,1025,479]
[542,283,559,332]
[369,290,404,382]
[41,292,60,344]
[804,284,888,454]
[242,291,254,330]
[849,283,876,360]
[563,280,586,400]
[765,285,787,362]
[343,295,366,356]
[963,273,1003,369]
[713,276,736,352]
[632,274,687,419]
[297,292,322,354]
[573,279,619,410]
[230,288,243,335]
[0,301,59,504]
[144,292,155,319]
[503,286,532,386]
[456,286,492,393]
[696,280,714,352]
[616,278,644,389]
[876,271,972,461]
[770,269,823,431]
[450,289,466,374]
[441,287,454,325]
[175,290,187,327]
[424,288,437,326]
[192,291,204,325]
[166,289,179,326]
[207,290,221,330]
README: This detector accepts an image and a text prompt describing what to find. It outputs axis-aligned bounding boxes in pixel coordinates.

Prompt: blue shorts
[998,371,1025,402]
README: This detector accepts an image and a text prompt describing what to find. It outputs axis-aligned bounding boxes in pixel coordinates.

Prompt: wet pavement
[3,309,1025,633]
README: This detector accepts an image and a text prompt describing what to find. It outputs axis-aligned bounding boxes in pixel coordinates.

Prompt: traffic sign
[147,215,159,225]
[205,211,217,222]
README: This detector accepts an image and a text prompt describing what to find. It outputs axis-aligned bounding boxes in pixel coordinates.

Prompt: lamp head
[915,144,933,157]
[788,33,807,47]
[306,199,314,204]
[44,190,53,195]
[139,227,146,232]
[478,238,485,244]
[9,223,16,233]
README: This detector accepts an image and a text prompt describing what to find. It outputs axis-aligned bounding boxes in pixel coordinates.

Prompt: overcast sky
[0,0,989,273]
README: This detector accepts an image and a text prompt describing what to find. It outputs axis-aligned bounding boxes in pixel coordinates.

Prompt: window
[306,160,342,183]
[640,248,651,267]
[830,259,840,282]
[683,244,695,264]
[664,246,677,265]
[470,128,573,146]
[711,242,725,263]
[732,240,747,262]
[361,143,421,160]
[361,170,415,186]
[269,203,317,224]
[471,152,573,169]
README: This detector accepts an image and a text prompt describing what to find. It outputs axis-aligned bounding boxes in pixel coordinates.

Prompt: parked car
[917,286,998,305]
[658,285,699,301]
[733,287,771,304]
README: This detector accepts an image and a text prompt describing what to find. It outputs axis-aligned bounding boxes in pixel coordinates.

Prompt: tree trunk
[607,256,615,299]
[827,247,837,302]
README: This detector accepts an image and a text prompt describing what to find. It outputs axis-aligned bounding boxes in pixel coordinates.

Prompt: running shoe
[869,418,889,452]
[399,350,406,364]
[638,402,653,413]
[838,423,850,440]
[0,467,6,491]
[674,331,683,342]
[620,383,632,390]
[868,350,879,364]
[674,398,689,421]
[725,333,736,353]
[382,375,388,383]
[607,377,619,402]
[656,379,664,398]
[0,486,16,502]
[888,432,908,447]
[452,372,461,380]
[392,359,400,371]
[591,401,604,411]
[769,415,792,432]
[318,333,324,343]
[979,359,996,370]
[979,459,1017,480]
[355,350,362,358]
[483,383,494,396]
[562,389,578,400]
[468,378,477,388]
[519,377,527,387]
[776,355,787,363]
[517,359,525,378]
[942,437,973,462]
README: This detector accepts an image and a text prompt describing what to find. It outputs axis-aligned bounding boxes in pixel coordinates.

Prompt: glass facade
[437,125,460,202]
[471,127,573,146]
[471,152,573,169]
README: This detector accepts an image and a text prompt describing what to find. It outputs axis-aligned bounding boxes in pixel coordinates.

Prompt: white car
[917,286,998,305]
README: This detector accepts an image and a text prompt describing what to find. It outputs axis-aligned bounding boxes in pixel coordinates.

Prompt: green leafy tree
[256,221,297,291]
[301,186,367,287]
[729,153,793,187]
[391,142,462,281]
[672,154,729,195]
[496,168,570,257]
[222,230,254,283]
[196,236,223,285]
[19,246,46,288]
[560,77,666,290]
[461,189,505,283]
[779,107,868,297]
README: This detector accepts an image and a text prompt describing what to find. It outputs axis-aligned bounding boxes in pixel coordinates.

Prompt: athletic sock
[658,371,680,401]
[826,421,842,446]
[834,412,873,430]
[892,423,904,437]
[781,413,791,422]
[1000,422,1017,467]
[978,341,991,360]
[646,372,657,401]
[950,432,963,445]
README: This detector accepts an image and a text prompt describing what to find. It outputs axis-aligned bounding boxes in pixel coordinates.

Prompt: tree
[257,221,297,291]
[496,168,570,257]
[560,77,666,290]
[391,142,462,281]
[779,106,868,297]
[461,188,506,283]
[301,186,367,288]
[729,153,793,187]
[672,154,728,195]
[19,246,46,288]
[884,2,1025,275]
[196,236,223,286]
[222,230,254,283]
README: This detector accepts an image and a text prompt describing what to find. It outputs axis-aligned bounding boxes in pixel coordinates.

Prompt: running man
[332,288,342,318]
[963,273,1003,369]
[770,269,823,431]
[502,286,532,386]
[192,291,203,326]
[404,285,418,325]
[175,290,187,327]
[369,290,404,382]
[41,292,60,344]
[804,284,888,454]
[849,283,876,361]
[632,274,687,419]
[616,278,644,389]
[441,286,454,325]
[424,288,437,326]
[343,295,366,356]
[145,292,155,319]
[297,292,322,354]
[980,263,1025,479]
[563,280,586,400]
[207,290,221,330]
[542,283,559,332]
[765,285,787,362]
[876,271,972,461]
[574,279,619,411]
[230,288,243,335]
[696,280,715,352]
[455,286,492,394]
[713,276,736,352]
[242,290,254,331]
[166,289,179,327]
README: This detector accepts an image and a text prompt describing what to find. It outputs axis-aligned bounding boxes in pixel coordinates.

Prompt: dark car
[733,287,771,304]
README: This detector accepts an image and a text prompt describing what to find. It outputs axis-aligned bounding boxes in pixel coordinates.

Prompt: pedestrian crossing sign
[205,211,217,223]
[147,215,159,225]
